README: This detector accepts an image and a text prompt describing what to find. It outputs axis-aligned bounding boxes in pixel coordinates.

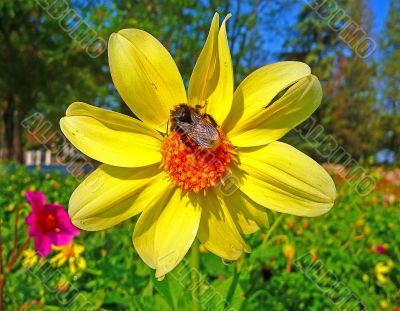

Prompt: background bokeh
[0,0,399,310]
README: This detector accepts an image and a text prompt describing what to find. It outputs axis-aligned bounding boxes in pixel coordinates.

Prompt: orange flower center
[61,243,76,258]
[161,130,236,192]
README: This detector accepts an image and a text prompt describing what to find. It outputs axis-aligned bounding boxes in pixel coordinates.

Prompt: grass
[0,163,399,310]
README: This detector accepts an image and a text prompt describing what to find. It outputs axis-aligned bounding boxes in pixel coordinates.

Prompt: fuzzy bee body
[169,104,220,149]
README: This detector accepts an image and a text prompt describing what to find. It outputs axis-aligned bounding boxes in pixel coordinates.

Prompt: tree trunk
[2,94,15,162]
[13,110,24,163]
[0,274,4,311]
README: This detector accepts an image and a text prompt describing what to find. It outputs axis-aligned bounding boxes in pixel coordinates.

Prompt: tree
[0,1,108,162]
[0,0,293,163]
[380,0,400,164]
[280,0,378,163]
[111,0,273,86]
[329,0,378,162]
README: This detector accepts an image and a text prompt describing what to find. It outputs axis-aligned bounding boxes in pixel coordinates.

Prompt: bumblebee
[168,104,220,149]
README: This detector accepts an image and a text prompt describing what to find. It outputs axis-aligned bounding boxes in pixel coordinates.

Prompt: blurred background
[0,0,398,165]
[0,0,399,310]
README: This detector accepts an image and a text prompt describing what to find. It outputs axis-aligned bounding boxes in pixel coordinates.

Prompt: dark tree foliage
[0,0,276,162]
[281,0,380,164]
[379,0,400,164]
[0,0,396,165]
[0,1,108,162]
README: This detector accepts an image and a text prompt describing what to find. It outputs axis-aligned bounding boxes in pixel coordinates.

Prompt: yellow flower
[375,261,392,285]
[22,249,38,268]
[283,244,296,273]
[60,13,336,279]
[50,243,86,275]
[379,300,389,309]
[362,274,369,282]
[57,277,70,293]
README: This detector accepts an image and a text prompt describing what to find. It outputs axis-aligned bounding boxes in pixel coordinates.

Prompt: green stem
[224,214,284,309]
[0,219,3,311]
[262,213,284,246]
[6,236,30,273]
[191,240,200,311]
[225,264,240,309]
[9,205,21,265]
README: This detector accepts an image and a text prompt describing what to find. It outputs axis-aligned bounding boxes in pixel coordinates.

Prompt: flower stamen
[161,131,236,192]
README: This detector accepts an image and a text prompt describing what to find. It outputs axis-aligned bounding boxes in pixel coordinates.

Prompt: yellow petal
[69,164,170,231]
[109,30,186,132]
[188,13,233,125]
[60,102,162,167]
[222,189,268,234]
[133,189,201,279]
[228,75,322,147]
[50,253,64,266]
[74,244,85,255]
[77,257,87,270]
[234,142,336,217]
[69,259,76,275]
[197,189,250,260]
[223,62,315,142]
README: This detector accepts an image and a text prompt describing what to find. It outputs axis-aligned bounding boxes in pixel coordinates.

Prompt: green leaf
[151,271,185,311]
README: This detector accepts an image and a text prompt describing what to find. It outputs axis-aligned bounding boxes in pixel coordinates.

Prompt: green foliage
[0,0,276,161]
[379,0,400,163]
[1,164,399,310]
[0,1,109,161]
[281,0,385,163]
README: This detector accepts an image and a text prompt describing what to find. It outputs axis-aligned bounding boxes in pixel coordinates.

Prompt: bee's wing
[190,112,203,123]
[202,123,219,141]
[189,123,220,148]
[175,120,193,135]
[190,134,212,148]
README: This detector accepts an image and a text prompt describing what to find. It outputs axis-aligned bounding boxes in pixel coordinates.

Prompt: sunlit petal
[109,29,187,132]
[197,189,250,260]
[69,164,170,231]
[133,189,201,279]
[60,102,162,167]
[224,62,319,147]
[234,141,336,216]
[188,13,233,125]
[222,189,268,234]
[228,75,322,146]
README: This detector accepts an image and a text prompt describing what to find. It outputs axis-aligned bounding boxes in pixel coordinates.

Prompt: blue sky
[371,0,389,33]
[76,0,391,64]
[262,0,391,62]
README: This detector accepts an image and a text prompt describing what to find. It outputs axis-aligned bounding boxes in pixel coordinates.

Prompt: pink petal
[25,212,35,225]
[34,234,52,257]
[45,203,64,210]
[50,204,80,236]
[45,204,67,216]
[28,224,38,237]
[26,213,39,236]
[60,223,80,237]
[26,192,46,211]
[59,220,80,236]
[49,231,74,246]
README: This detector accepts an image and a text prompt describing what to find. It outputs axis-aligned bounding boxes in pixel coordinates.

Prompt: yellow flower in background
[22,249,38,268]
[57,277,70,293]
[50,243,86,275]
[60,13,336,279]
[283,244,296,273]
[375,261,393,285]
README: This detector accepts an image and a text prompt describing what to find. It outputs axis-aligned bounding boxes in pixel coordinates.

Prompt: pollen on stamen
[161,131,237,193]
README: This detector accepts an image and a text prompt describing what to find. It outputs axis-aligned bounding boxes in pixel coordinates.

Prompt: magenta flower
[376,244,388,255]
[25,191,80,257]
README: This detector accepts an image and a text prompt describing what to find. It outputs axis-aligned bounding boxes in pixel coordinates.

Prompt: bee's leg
[166,118,170,134]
